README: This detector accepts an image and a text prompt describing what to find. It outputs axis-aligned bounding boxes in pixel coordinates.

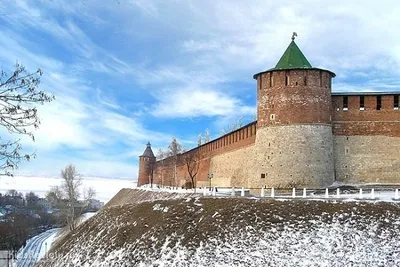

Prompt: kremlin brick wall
[149,92,400,188]
[332,95,400,137]
[152,122,257,188]
[332,94,400,183]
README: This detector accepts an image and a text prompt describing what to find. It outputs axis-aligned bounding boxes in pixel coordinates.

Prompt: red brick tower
[137,142,156,187]
[252,34,336,188]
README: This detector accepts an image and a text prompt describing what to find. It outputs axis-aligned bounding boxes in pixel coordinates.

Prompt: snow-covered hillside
[36,190,400,266]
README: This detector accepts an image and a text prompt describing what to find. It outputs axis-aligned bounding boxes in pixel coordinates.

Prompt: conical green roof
[253,36,336,79]
[273,40,312,70]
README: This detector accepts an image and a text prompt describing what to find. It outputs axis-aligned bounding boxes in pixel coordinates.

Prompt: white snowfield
[15,228,60,267]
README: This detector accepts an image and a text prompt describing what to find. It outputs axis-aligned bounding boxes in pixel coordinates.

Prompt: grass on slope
[37,197,400,266]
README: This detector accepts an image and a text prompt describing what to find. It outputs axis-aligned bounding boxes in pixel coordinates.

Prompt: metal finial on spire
[291,32,298,41]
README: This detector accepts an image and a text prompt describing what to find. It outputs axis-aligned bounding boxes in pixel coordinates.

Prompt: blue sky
[0,0,399,179]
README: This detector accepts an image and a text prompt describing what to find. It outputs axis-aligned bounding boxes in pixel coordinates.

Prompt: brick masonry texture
[139,66,400,188]
[209,144,256,188]
[334,135,400,183]
[254,125,335,188]
[257,70,333,127]
[332,95,400,137]
[137,156,155,187]
[152,122,257,188]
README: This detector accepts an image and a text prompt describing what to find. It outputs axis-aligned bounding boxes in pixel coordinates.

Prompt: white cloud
[124,0,400,78]
[100,111,168,143]
[151,86,254,118]
[0,12,169,178]
[334,78,400,93]
[1,0,400,179]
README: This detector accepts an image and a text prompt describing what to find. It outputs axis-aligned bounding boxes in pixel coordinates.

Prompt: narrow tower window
[270,75,273,87]
[360,96,365,110]
[394,95,399,110]
[304,74,307,86]
[319,71,323,87]
[343,96,348,111]
[285,75,289,86]
[377,96,382,110]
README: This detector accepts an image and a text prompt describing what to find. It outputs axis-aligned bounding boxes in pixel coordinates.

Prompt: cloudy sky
[0,0,399,179]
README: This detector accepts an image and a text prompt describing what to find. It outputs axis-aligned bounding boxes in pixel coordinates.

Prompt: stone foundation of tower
[252,124,335,188]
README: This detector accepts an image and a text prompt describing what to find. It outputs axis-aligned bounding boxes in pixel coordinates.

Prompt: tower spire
[291,32,298,41]
[140,142,155,157]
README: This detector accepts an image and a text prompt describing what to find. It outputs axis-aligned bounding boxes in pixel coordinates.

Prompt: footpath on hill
[37,188,400,267]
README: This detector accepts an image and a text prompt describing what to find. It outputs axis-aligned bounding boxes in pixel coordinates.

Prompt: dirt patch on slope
[104,188,200,208]
[37,197,400,266]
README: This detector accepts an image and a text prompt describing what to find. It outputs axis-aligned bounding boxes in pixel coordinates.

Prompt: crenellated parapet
[332,92,400,137]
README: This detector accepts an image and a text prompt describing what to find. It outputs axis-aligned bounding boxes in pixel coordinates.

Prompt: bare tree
[197,134,202,146]
[61,164,82,230]
[156,148,166,161]
[221,117,245,134]
[46,185,64,204]
[147,160,155,188]
[168,137,182,186]
[61,165,82,200]
[0,63,54,175]
[25,191,39,209]
[83,187,96,201]
[204,129,210,143]
[156,148,166,186]
[182,150,201,192]
[48,164,96,231]
[5,189,18,197]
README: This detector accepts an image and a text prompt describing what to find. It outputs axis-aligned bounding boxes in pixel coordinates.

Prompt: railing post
[359,188,363,199]
[231,187,235,197]
[292,188,296,198]
[371,188,375,199]
[325,188,329,198]
[271,187,275,198]
[261,187,265,198]
[241,187,245,197]
[395,189,399,200]
[303,188,306,198]
[336,188,340,197]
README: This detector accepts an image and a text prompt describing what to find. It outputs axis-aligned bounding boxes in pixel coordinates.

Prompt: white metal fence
[138,184,400,201]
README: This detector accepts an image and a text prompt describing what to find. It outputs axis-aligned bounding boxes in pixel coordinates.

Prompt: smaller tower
[137,142,156,187]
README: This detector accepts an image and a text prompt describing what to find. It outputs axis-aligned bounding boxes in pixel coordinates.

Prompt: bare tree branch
[0,63,54,175]
[182,149,201,192]
[167,137,182,187]
[61,164,82,231]
[220,117,245,135]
